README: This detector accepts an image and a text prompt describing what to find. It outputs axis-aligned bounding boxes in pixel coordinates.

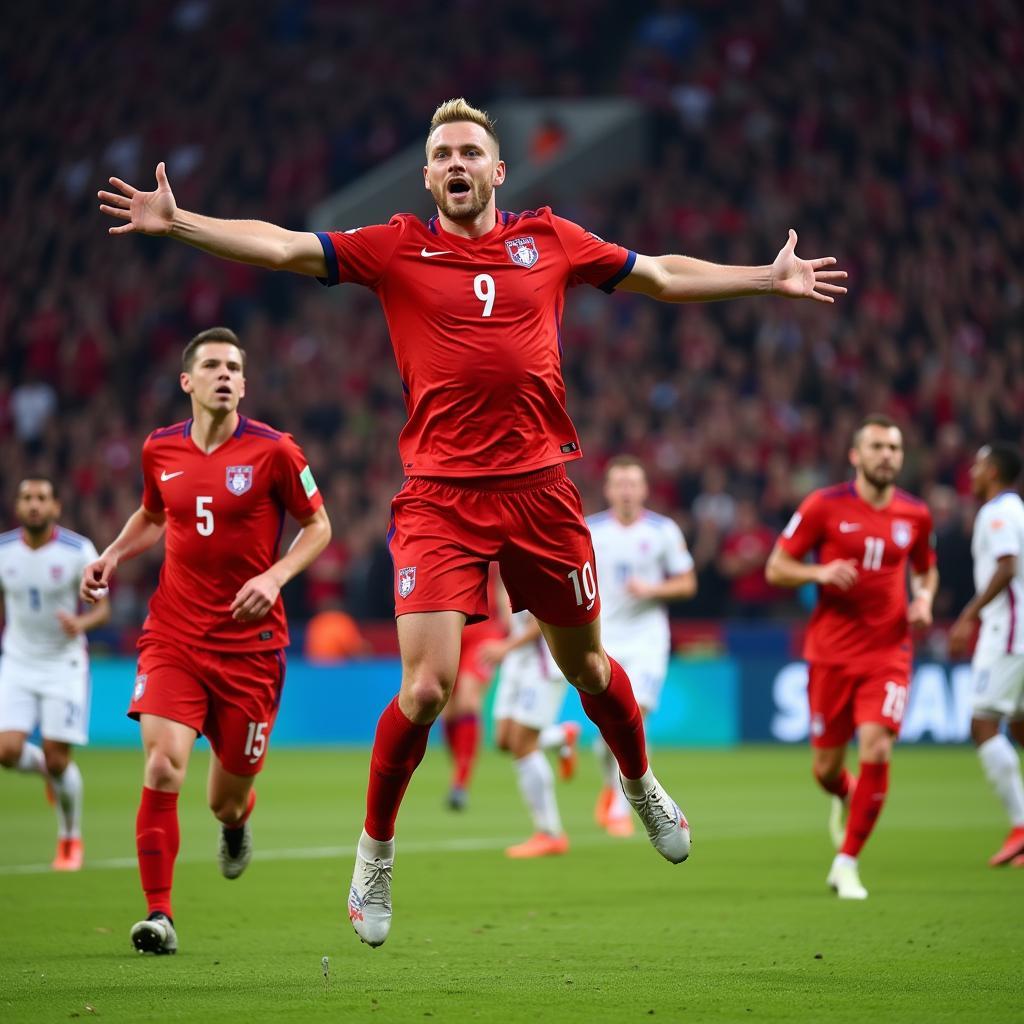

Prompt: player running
[80,328,330,955]
[765,414,937,899]
[98,98,846,947]
[587,456,696,837]
[0,478,109,871]
[949,442,1024,868]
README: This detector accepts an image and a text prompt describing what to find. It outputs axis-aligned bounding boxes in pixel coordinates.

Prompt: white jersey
[0,527,99,661]
[587,509,694,655]
[972,492,1024,657]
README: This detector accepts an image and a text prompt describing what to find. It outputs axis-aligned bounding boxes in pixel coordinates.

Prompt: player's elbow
[764,553,785,587]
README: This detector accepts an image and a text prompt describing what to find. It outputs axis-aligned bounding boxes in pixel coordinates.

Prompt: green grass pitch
[1,744,1020,1023]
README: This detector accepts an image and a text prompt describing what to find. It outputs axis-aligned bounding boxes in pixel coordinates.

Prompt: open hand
[771,229,848,304]
[98,161,177,236]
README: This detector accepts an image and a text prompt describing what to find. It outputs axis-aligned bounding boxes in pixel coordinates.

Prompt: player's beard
[862,465,897,491]
[432,178,493,222]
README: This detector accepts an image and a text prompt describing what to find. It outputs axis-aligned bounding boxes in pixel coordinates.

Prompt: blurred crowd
[1,1,1020,642]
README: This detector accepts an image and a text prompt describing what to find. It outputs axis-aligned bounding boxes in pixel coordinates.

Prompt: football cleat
[218,820,253,880]
[505,832,569,859]
[348,830,394,948]
[131,912,178,955]
[594,786,615,828]
[558,723,581,782]
[827,855,868,900]
[621,772,690,864]
[446,786,468,812]
[51,837,84,872]
[988,825,1024,867]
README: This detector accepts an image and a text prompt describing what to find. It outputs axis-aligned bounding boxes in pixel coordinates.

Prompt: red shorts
[807,661,910,748]
[387,465,600,628]
[129,635,286,776]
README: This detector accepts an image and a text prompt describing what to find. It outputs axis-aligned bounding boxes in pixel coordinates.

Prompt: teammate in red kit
[80,328,330,955]
[766,414,937,900]
[99,98,846,947]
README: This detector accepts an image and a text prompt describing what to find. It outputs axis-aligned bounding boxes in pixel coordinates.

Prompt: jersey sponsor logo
[838,521,861,533]
[891,519,912,548]
[133,674,147,701]
[420,247,454,258]
[505,236,539,268]
[398,566,416,598]
[160,470,184,481]
[226,465,254,496]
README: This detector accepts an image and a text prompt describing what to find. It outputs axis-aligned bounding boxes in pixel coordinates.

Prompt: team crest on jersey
[50,565,64,581]
[226,465,254,495]
[505,236,539,268]
[891,519,913,548]
[398,566,416,598]
[133,674,147,701]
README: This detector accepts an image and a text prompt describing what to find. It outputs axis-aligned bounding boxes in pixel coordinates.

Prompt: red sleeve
[314,219,404,288]
[273,435,324,522]
[777,492,826,560]
[140,437,164,515]
[911,507,937,574]
[549,215,636,292]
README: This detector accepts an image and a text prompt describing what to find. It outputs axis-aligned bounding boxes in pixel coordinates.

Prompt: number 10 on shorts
[567,561,597,611]
[244,720,268,764]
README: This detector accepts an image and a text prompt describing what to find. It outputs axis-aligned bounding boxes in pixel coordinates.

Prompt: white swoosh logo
[161,470,184,481]
[420,247,454,258]
[838,521,861,533]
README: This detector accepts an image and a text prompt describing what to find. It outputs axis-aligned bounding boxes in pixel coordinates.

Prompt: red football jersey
[778,483,935,669]
[139,416,323,651]
[316,208,635,477]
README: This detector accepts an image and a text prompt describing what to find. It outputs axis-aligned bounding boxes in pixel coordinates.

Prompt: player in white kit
[491,603,580,858]
[950,442,1024,868]
[0,478,109,869]
[587,456,697,836]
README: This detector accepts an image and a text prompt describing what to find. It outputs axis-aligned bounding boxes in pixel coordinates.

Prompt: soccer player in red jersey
[98,98,846,947]
[766,415,938,899]
[80,328,330,955]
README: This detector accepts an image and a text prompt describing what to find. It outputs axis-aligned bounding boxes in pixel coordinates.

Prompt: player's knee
[44,751,70,777]
[403,673,449,722]
[209,793,247,825]
[0,738,22,768]
[859,734,893,764]
[563,650,608,695]
[144,750,186,791]
[812,762,840,788]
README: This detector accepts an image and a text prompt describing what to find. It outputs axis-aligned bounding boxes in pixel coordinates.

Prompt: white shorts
[971,649,1024,719]
[493,643,567,732]
[609,646,670,714]
[0,651,90,745]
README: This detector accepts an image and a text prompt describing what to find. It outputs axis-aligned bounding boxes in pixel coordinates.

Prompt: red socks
[578,657,648,780]
[365,697,432,841]
[136,787,180,918]
[841,762,889,858]
[444,714,480,789]
[816,767,852,799]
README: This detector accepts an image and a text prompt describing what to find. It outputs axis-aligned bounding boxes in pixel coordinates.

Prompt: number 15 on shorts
[244,720,268,764]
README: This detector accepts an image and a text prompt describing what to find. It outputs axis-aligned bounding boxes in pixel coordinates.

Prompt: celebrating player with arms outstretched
[80,328,330,955]
[99,98,845,948]
[766,415,937,899]
[0,478,109,870]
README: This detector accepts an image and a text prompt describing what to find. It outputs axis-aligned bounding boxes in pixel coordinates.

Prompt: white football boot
[348,829,395,947]
[620,770,690,864]
[130,912,178,955]
[827,854,868,900]
[218,820,253,880]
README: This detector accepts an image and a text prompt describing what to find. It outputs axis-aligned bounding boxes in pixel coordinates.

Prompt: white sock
[832,852,857,870]
[15,742,46,775]
[978,734,1024,827]
[538,724,566,750]
[619,766,655,799]
[50,761,84,839]
[515,751,562,836]
[358,828,395,859]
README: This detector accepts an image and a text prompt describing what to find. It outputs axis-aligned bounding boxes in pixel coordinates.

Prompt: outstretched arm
[620,229,847,304]
[98,162,327,277]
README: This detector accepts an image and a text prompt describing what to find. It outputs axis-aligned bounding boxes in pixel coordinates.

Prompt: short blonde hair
[426,98,499,157]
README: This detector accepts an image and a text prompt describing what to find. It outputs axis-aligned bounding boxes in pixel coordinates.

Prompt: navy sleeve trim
[598,250,637,294]
[315,231,340,287]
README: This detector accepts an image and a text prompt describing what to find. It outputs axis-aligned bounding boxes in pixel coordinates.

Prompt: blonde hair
[426,98,499,156]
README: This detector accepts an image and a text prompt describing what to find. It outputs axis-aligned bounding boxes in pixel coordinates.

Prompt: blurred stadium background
[1,2,1021,738]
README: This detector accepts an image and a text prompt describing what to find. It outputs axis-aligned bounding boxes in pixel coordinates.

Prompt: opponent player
[0,478,109,870]
[587,456,696,836]
[98,98,846,947]
[80,328,330,954]
[949,442,1024,867]
[765,414,937,899]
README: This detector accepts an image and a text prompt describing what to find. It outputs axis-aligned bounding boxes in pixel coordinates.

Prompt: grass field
[1,744,1020,1023]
